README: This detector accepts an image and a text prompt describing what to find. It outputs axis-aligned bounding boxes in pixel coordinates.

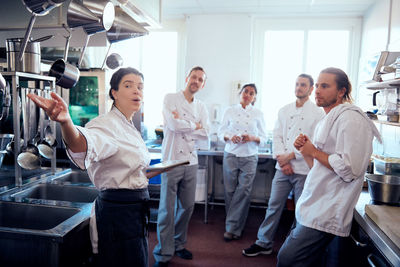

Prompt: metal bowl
[365,174,400,204]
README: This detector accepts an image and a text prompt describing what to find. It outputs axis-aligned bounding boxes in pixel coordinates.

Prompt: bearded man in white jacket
[277,67,381,267]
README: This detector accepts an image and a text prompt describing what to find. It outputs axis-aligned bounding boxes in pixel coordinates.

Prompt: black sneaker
[175,248,193,260]
[242,244,272,257]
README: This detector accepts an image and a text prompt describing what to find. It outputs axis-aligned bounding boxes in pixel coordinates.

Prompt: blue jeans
[223,152,258,236]
[153,164,198,262]
[277,223,335,267]
[256,170,306,249]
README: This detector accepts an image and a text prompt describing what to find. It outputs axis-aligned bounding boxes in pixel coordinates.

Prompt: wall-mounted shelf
[366,79,400,89]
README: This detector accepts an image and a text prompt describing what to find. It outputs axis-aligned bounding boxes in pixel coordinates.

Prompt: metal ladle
[17,88,40,170]
[37,90,57,159]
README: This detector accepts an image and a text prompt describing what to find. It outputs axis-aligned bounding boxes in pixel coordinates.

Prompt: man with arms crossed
[153,66,209,267]
[243,74,324,256]
[277,67,381,266]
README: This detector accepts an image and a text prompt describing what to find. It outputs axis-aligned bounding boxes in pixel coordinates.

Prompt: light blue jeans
[277,223,335,267]
[223,152,258,236]
[153,164,198,262]
[255,170,306,249]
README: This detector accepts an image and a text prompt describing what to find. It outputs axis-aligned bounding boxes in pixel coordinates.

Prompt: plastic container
[149,158,161,184]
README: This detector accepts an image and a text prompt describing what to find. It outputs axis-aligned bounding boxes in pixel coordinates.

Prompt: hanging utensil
[42,90,57,147]
[78,0,115,67]
[106,6,148,43]
[100,6,147,69]
[67,0,101,29]
[17,88,40,170]
[48,25,80,88]
[35,90,54,159]
[0,81,11,122]
[18,0,66,62]
[49,59,80,88]
[0,73,5,90]
[104,53,123,70]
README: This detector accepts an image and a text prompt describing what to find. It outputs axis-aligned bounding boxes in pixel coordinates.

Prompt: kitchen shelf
[373,120,400,127]
[366,79,400,89]
[2,72,56,186]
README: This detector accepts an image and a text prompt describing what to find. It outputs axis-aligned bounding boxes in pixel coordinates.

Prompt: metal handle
[349,233,367,247]
[18,15,37,62]
[101,44,112,69]
[78,35,91,68]
[367,253,389,267]
[62,24,71,61]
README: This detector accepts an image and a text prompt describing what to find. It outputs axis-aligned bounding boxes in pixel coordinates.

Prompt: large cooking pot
[7,38,40,73]
[365,174,400,205]
[6,36,52,74]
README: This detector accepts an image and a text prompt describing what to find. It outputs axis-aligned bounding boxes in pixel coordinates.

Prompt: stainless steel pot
[78,0,115,67]
[7,38,40,73]
[365,174,400,204]
[6,36,53,74]
[49,59,80,88]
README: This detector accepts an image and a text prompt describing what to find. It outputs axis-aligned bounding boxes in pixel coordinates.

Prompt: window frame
[251,17,362,113]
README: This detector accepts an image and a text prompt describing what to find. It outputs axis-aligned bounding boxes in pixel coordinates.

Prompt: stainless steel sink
[12,183,99,203]
[0,201,92,267]
[52,169,93,185]
[0,201,80,230]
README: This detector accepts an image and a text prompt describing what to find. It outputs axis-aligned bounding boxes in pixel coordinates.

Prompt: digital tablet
[146,159,190,171]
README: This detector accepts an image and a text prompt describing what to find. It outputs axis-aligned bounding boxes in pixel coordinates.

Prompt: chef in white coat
[277,67,382,266]
[153,66,209,267]
[218,83,267,241]
[28,67,162,267]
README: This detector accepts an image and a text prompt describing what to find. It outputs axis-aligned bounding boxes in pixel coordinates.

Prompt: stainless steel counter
[148,147,273,158]
[354,191,400,266]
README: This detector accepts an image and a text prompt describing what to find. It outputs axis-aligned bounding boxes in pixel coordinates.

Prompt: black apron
[95,188,150,267]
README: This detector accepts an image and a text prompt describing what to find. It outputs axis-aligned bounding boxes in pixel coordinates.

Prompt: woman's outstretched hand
[27,91,71,125]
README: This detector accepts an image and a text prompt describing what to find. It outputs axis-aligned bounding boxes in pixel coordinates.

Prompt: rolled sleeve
[328,113,373,182]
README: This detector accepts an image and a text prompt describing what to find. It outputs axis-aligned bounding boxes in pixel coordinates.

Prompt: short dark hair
[298,73,314,87]
[188,66,206,79]
[109,67,144,100]
[320,67,353,103]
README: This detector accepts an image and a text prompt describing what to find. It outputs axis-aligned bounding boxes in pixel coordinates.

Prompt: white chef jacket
[66,106,151,253]
[162,91,210,165]
[295,104,380,237]
[273,99,324,175]
[218,104,267,157]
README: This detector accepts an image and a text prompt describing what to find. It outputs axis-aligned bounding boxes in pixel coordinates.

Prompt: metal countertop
[354,191,400,266]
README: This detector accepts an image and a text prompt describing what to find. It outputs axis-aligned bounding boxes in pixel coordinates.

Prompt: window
[252,18,361,131]
[111,32,178,139]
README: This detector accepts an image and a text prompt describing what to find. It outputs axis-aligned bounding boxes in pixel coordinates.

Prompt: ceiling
[162,0,378,19]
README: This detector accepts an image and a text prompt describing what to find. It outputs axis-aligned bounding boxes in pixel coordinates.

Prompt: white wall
[182,14,253,123]
[360,0,400,158]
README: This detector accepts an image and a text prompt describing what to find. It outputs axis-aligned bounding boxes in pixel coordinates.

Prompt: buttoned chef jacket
[218,104,267,157]
[162,91,210,165]
[296,104,381,237]
[273,99,324,175]
[66,106,151,253]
